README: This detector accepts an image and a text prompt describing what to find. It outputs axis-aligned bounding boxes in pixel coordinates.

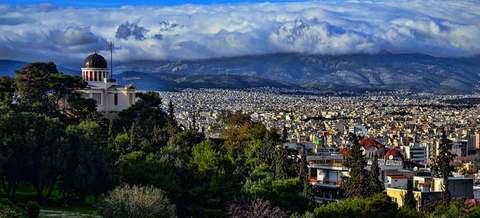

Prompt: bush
[314,198,365,218]
[0,199,13,206]
[364,194,398,218]
[97,185,176,218]
[14,202,26,210]
[0,207,23,218]
[396,207,423,218]
[26,201,40,218]
[468,206,480,218]
[314,194,399,218]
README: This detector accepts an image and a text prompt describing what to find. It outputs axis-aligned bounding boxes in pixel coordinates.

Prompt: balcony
[378,160,403,167]
[310,177,343,187]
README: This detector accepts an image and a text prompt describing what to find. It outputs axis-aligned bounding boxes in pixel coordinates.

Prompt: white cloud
[0,0,479,64]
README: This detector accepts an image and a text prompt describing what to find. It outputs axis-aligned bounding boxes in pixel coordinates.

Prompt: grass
[2,182,101,217]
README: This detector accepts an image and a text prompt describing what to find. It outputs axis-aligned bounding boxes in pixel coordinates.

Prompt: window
[93,93,101,105]
[114,93,118,105]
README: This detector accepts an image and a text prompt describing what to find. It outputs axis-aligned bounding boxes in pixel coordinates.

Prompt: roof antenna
[109,42,114,80]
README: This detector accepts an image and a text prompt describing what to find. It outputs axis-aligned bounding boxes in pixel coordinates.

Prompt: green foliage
[467,207,480,218]
[246,177,309,213]
[0,199,12,207]
[291,211,315,218]
[437,129,456,205]
[0,76,15,106]
[26,201,40,218]
[342,134,370,198]
[15,62,84,115]
[428,201,467,218]
[64,121,117,199]
[364,194,398,218]
[368,155,384,195]
[396,207,424,218]
[314,197,366,218]
[314,194,398,218]
[167,129,205,154]
[97,185,176,218]
[118,151,180,201]
[404,178,417,210]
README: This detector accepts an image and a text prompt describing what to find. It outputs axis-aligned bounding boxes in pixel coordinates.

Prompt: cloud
[115,20,150,40]
[0,0,478,64]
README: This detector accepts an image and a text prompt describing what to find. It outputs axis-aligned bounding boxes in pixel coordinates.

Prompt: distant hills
[2,52,480,94]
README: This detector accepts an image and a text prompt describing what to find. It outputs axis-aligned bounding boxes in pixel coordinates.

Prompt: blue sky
[3,0,313,7]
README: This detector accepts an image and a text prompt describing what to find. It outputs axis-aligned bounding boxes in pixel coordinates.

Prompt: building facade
[73,52,136,118]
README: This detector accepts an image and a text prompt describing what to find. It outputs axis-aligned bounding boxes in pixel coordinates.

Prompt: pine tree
[438,128,455,205]
[368,154,384,195]
[403,178,416,209]
[341,134,370,198]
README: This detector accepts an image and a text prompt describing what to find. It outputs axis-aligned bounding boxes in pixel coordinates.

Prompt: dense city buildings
[160,88,480,207]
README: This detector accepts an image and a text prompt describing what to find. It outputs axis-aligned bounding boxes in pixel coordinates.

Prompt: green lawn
[2,182,101,217]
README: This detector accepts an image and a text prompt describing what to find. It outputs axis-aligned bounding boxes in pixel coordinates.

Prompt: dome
[83,51,108,68]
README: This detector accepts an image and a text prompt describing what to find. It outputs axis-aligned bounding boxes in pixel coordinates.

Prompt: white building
[74,52,136,118]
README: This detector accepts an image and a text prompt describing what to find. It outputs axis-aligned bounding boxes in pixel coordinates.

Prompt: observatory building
[75,51,136,118]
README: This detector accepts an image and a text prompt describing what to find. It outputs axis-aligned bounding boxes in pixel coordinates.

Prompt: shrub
[364,194,398,218]
[468,206,480,218]
[26,201,40,218]
[396,207,423,218]
[97,185,176,218]
[0,199,13,206]
[0,207,23,218]
[14,202,26,210]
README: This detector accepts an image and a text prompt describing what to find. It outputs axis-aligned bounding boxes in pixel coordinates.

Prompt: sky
[0,0,479,65]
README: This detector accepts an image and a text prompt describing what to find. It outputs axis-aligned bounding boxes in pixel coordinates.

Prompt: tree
[0,76,15,106]
[97,185,176,218]
[0,112,66,205]
[187,139,241,217]
[403,178,416,210]
[341,134,370,198]
[282,125,288,142]
[167,100,177,128]
[438,128,455,205]
[368,155,384,195]
[64,121,117,203]
[118,91,167,135]
[299,149,314,208]
[15,62,84,115]
[118,151,180,201]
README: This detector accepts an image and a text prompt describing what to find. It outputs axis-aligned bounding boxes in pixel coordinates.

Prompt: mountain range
[2,52,480,94]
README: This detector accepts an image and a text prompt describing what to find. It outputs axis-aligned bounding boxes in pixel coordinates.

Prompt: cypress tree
[438,128,455,205]
[282,125,288,142]
[167,100,177,127]
[274,148,288,180]
[299,149,314,208]
[341,134,369,198]
[368,154,384,195]
[404,178,416,209]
